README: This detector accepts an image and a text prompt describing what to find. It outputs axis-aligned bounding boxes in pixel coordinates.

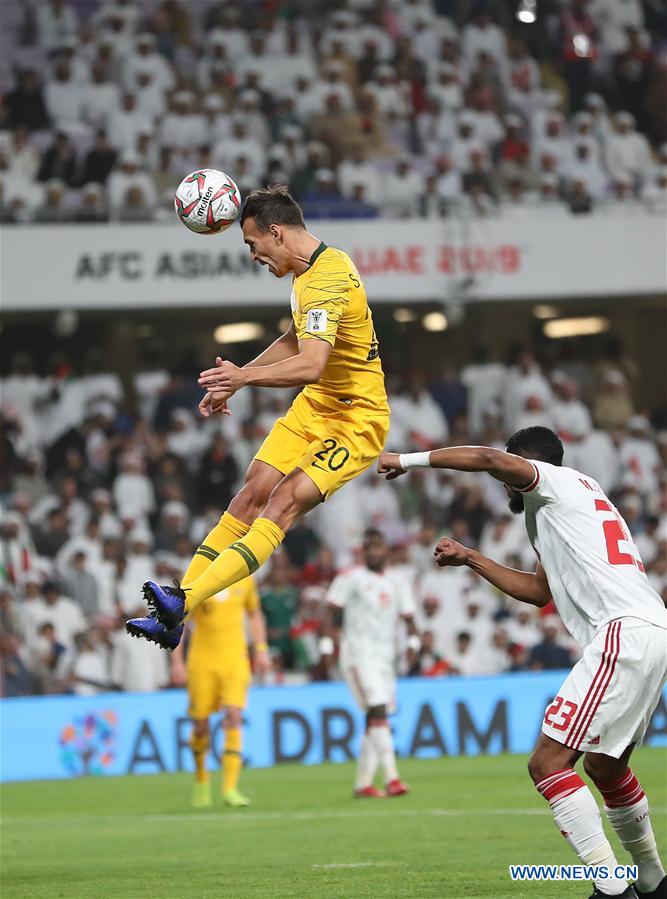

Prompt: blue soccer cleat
[126,612,184,651]
[142,580,186,629]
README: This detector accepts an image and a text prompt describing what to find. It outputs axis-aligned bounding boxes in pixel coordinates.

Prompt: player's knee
[527,748,558,784]
[192,719,210,739]
[527,752,544,784]
[264,477,319,529]
[583,752,621,785]
[366,705,387,726]
[263,486,295,523]
[224,707,242,728]
[528,733,579,784]
[230,476,270,522]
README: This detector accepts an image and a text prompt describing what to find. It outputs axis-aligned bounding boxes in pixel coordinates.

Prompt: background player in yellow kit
[170,577,270,808]
[127,186,390,648]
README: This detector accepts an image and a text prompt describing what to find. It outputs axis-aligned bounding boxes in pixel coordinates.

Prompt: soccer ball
[174,169,241,234]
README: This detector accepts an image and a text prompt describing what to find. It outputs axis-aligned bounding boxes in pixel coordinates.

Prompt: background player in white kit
[379,427,666,899]
[321,529,419,799]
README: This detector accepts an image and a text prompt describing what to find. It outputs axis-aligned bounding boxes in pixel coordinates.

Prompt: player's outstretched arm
[243,320,299,370]
[434,536,552,607]
[378,446,535,489]
[199,338,332,392]
[198,322,300,396]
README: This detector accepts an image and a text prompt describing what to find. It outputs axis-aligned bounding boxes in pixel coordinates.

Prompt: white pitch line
[313,863,376,869]
[3,807,666,827]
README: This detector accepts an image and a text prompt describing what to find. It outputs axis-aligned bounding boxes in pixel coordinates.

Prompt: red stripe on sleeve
[516,462,540,493]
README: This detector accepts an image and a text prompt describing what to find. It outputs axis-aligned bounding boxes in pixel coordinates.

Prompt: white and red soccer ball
[174,169,241,234]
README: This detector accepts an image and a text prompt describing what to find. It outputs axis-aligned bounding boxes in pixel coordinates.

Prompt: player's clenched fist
[377,452,406,480]
[434,536,470,567]
[198,391,231,417]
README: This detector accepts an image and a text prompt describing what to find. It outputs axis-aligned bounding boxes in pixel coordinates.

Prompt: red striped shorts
[541,617,667,758]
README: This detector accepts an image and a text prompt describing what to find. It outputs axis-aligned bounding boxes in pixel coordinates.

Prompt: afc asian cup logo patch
[306,309,327,333]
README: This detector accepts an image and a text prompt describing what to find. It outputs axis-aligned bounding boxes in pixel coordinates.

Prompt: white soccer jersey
[326,566,415,664]
[520,460,667,648]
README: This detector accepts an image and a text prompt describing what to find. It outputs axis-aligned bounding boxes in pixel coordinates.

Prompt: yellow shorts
[254,392,389,499]
[187,657,250,719]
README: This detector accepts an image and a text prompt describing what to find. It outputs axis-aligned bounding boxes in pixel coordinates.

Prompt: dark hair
[506,426,564,466]
[363,528,385,542]
[239,185,305,231]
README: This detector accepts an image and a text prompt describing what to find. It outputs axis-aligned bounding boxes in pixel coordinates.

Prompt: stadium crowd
[1,0,667,223]
[2,340,666,697]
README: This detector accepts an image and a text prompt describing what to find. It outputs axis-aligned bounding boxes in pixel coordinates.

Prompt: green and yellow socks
[181,511,251,586]
[183,517,285,613]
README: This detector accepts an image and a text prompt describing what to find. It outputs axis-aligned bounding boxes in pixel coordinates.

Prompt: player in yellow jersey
[126,185,390,647]
[170,578,270,808]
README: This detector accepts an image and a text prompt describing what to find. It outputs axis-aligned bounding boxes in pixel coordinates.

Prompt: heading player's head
[240,185,306,278]
[362,528,389,572]
[504,426,564,514]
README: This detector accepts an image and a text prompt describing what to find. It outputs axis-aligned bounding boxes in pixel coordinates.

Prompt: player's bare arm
[434,536,552,607]
[248,607,271,676]
[378,446,536,489]
[243,319,299,368]
[200,338,331,393]
[198,323,300,417]
[198,321,299,391]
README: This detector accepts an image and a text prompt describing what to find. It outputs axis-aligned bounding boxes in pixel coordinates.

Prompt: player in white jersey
[379,427,666,899]
[321,529,419,799]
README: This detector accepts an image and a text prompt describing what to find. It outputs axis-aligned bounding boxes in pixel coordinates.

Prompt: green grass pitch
[1,749,665,898]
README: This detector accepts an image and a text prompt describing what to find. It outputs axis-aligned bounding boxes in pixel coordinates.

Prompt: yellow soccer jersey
[291,243,389,413]
[188,578,259,664]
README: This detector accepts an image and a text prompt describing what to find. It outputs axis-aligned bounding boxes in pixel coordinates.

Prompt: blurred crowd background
[2,338,666,696]
[1,0,667,224]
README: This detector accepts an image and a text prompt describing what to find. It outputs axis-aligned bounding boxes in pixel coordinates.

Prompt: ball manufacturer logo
[59,710,117,776]
[197,184,214,216]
